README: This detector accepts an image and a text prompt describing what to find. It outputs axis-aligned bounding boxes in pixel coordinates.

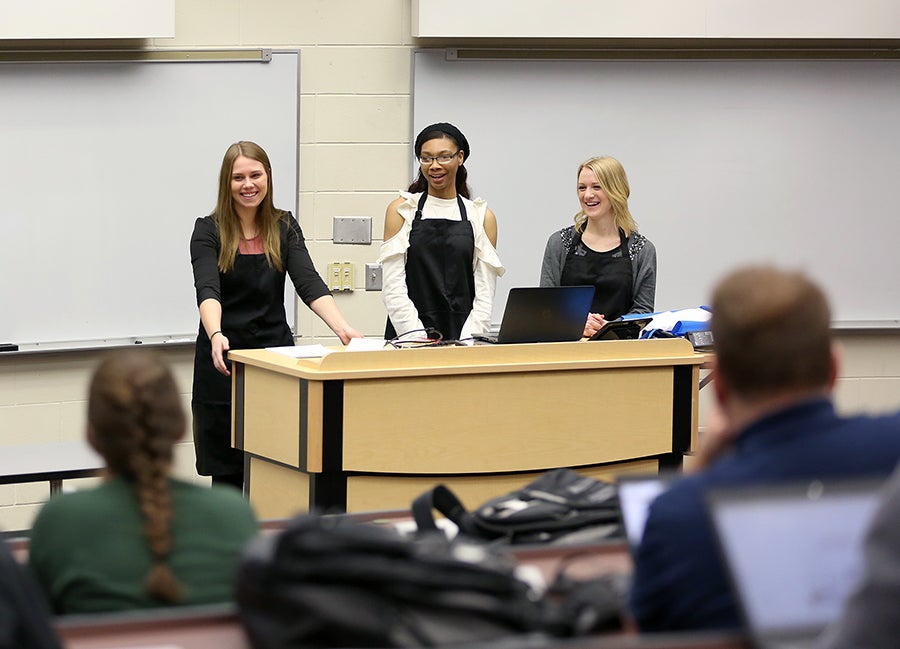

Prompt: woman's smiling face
[230,155,268,214]
[577,166,612,220]
[419,136,462,197]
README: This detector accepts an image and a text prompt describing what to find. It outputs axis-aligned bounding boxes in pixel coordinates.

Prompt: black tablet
[588,316,653,341]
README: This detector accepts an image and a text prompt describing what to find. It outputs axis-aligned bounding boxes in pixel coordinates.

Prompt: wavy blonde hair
[573,156,638,237]
[212,141,285,273]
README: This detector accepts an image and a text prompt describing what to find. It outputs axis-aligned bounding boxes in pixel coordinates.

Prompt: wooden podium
[229,338,705,520]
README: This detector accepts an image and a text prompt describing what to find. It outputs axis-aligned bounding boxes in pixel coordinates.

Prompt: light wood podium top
[229,337,707,381]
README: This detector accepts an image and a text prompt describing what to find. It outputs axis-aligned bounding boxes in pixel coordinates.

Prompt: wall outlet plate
[327,261,354,292]
[333,217,372,244]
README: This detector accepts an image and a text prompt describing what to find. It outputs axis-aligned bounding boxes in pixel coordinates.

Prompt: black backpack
[236,513,548,648]
[412,469,622,546]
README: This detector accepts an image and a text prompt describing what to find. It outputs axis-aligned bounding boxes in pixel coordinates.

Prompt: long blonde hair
[573,156,638,237]
[212,141,284,273]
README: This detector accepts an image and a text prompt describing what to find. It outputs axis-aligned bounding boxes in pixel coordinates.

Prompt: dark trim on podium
[233,362,245,451]
[310,380,347,512]
[242,454,251,498]
[298,379,308,471]
[321,380,344,472]
[660,364,694,471]
[309,473,348,514]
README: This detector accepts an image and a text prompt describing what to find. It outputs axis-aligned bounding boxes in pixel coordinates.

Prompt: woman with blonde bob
[29,350,258,614]
[540,156,656,337]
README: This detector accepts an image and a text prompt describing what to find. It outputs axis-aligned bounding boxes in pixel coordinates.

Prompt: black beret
[414,122,470,161]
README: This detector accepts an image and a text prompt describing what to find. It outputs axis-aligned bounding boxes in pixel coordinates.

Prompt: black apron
[191,251,293,477]
[384,192,475,341]
[560,228,633,321]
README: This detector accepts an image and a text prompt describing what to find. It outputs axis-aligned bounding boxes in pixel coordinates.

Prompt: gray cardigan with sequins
[539,225,657,314]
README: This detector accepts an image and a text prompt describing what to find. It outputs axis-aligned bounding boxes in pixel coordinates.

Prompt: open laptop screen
[476,286,594,344]
[616,473,675,552]
[707,479,883,645]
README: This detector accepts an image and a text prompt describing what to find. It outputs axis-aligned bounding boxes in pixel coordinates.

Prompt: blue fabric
[629,398,900,632]
[670,320,711,335]
[670,305,712,335]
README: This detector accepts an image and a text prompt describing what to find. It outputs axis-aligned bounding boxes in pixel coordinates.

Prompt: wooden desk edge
[230,339,707,380]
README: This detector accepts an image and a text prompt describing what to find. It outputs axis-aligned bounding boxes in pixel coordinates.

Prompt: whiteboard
[413,50,900,323]
[0,51,299,348]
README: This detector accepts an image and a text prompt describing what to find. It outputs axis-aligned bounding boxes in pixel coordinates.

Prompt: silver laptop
[706,479,885,649]
[473,286,594,344]
[616,473,675,553]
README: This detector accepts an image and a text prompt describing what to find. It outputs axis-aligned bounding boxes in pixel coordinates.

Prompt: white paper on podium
[265,344,332,358]
[347,338,388,351]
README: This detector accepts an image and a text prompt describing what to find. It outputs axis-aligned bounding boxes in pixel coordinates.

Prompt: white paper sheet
[265,344,332,358]
[346,338,388,351]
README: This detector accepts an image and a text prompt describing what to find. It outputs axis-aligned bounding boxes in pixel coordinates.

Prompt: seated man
[629,265,900,631]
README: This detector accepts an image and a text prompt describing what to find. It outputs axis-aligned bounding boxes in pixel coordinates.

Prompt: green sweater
[28,478,258,615]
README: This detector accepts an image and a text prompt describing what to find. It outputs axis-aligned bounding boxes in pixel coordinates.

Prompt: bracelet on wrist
[210,330,223,340]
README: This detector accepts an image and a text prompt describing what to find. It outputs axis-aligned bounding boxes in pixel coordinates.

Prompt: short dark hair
[712,266,832,400]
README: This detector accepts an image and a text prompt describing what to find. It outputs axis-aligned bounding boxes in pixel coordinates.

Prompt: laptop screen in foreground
[617,474,673,550]
[708,480,882,636]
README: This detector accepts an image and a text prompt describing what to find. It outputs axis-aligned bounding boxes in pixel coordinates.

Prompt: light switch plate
[333,217,372,244]
[365,263,382,291]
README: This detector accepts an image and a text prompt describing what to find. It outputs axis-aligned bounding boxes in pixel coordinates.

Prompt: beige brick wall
[697,333,900,440]
[2,0,900,532]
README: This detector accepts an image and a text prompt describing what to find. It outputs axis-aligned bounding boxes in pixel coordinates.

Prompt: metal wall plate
[333,216,372,244]
[365,263,383,291]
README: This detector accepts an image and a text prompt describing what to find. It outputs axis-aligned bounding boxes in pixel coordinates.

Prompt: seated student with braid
[29,350,258,614]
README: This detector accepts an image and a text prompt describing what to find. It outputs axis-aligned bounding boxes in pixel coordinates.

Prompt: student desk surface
[56,608,750,649]
[0,440,103,494]
[54,517,748,649]
[229,339,706,520]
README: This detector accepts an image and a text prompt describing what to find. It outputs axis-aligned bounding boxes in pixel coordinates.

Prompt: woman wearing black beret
[378,123,504,342]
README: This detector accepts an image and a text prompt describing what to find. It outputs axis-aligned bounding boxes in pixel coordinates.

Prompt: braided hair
[87,350,185,604]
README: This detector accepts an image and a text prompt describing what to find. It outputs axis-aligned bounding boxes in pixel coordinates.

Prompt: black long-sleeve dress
[189,211,330,477]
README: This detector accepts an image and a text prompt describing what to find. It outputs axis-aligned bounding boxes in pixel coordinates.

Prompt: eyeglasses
[418,150,460,165]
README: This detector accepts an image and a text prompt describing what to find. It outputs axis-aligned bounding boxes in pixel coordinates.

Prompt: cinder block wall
[2,0,899,531]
